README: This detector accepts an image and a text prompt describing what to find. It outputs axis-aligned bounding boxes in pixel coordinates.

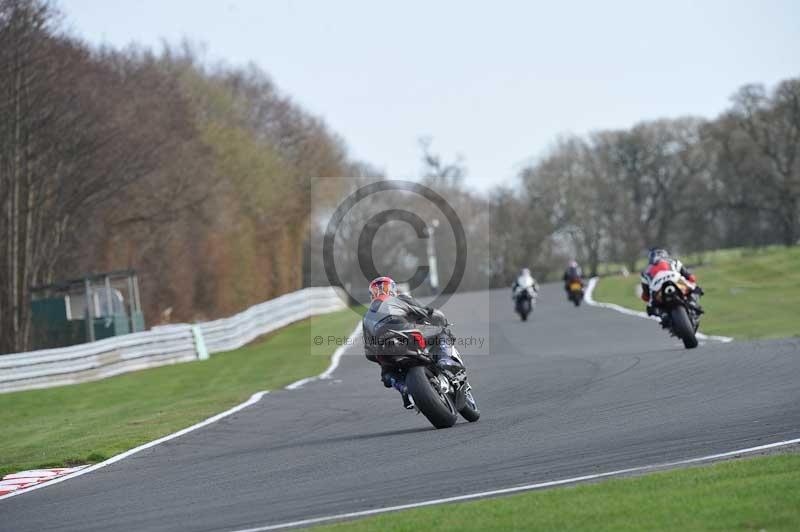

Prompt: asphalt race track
[3,285,799,532]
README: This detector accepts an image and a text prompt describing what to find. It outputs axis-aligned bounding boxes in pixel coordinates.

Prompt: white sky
[62,0,800,191]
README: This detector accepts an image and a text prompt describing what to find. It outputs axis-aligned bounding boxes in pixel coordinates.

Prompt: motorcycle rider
[511,268,539,299]
[640,248,703,317]
[563,260,584,293]
[362,276,458,409]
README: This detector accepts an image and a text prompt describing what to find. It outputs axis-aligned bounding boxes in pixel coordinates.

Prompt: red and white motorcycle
[648,269,703,349]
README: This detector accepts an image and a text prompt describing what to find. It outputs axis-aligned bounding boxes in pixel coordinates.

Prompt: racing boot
[393,381,415,410]
[401,392,414,410]
[384,373,415,410]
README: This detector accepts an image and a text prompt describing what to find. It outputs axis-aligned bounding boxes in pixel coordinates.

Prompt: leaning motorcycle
[371,311,480,429]
[567,280,584,306]
[648,270,703,349]
[514,286,536,321]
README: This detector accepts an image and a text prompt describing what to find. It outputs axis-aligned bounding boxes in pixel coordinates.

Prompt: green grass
[0,308,361,477]
[591,246,800,340]
[314,454,800,532]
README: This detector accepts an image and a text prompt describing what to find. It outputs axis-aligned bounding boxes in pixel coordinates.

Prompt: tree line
[331,75,800,293]
[326,74,799,295]
[489,76,800,283]
[0,0,365,353]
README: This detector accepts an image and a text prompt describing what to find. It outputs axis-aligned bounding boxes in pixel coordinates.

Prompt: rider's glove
[694,286,704,296]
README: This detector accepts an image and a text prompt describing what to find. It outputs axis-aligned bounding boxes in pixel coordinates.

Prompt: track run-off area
[2,284,799,532]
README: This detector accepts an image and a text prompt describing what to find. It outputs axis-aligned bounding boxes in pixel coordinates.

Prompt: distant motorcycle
[513,286,536,321]
[567,279,584,306]
[648,270,703,349]
[370,310,480,429]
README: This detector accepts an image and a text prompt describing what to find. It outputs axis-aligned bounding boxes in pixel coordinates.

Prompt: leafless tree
[729,81,800,245]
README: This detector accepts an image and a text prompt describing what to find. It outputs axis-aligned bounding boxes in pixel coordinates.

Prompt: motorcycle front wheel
[406,366,458,429]
[670,306,698,349]
[516,300,531,321]
[458,384,480,422]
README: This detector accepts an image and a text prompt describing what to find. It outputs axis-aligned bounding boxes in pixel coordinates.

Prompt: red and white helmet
[369,276,397,300]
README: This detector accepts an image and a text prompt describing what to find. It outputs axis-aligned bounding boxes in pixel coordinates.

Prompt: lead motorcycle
[367,310,480,429]
[648,269,703,349]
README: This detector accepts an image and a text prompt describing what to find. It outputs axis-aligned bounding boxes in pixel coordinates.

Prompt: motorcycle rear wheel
[406,366,458,429]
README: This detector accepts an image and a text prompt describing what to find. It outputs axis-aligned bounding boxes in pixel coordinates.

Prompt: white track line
[584,277,733,343]
[0,390,268,501]
[0,318,363,502]
[228,437,800,532]
[285,323,362,390]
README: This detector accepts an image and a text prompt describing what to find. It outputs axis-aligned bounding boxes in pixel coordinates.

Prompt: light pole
[426,219,440,292]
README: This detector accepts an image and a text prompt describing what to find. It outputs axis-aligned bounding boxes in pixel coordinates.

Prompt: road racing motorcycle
[513,285,536,321]
[647,269,703,349]
[567,279,584,306]
[367,310,480,429]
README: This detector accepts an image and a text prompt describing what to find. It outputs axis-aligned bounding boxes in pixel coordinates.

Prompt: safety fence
[0,287,346,394]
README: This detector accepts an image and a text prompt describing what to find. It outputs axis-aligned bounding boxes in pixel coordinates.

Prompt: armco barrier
[0,287,346,394]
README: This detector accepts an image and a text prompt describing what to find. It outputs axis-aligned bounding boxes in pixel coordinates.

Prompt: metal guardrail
[0,287,347,394]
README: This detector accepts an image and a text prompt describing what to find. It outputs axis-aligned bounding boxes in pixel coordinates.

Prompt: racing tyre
[518,300,531,321]
[406,366,458,429]
[671,306,698,349]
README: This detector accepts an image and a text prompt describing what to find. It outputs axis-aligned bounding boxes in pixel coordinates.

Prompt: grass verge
[314,453,800,532]
[591,246,800,340]
[0,308,361,477]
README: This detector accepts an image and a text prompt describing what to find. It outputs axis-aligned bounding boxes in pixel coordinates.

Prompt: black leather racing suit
[563,266,583,292]
[362,293,449,380]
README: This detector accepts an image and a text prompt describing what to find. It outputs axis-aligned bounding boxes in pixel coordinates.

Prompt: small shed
[30,271,145,349]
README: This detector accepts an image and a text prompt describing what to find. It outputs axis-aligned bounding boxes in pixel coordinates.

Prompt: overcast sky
[63,0,800,190]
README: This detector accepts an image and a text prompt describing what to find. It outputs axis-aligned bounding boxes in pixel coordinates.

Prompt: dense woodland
[0,0,365,353]
[1,0,798,353]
